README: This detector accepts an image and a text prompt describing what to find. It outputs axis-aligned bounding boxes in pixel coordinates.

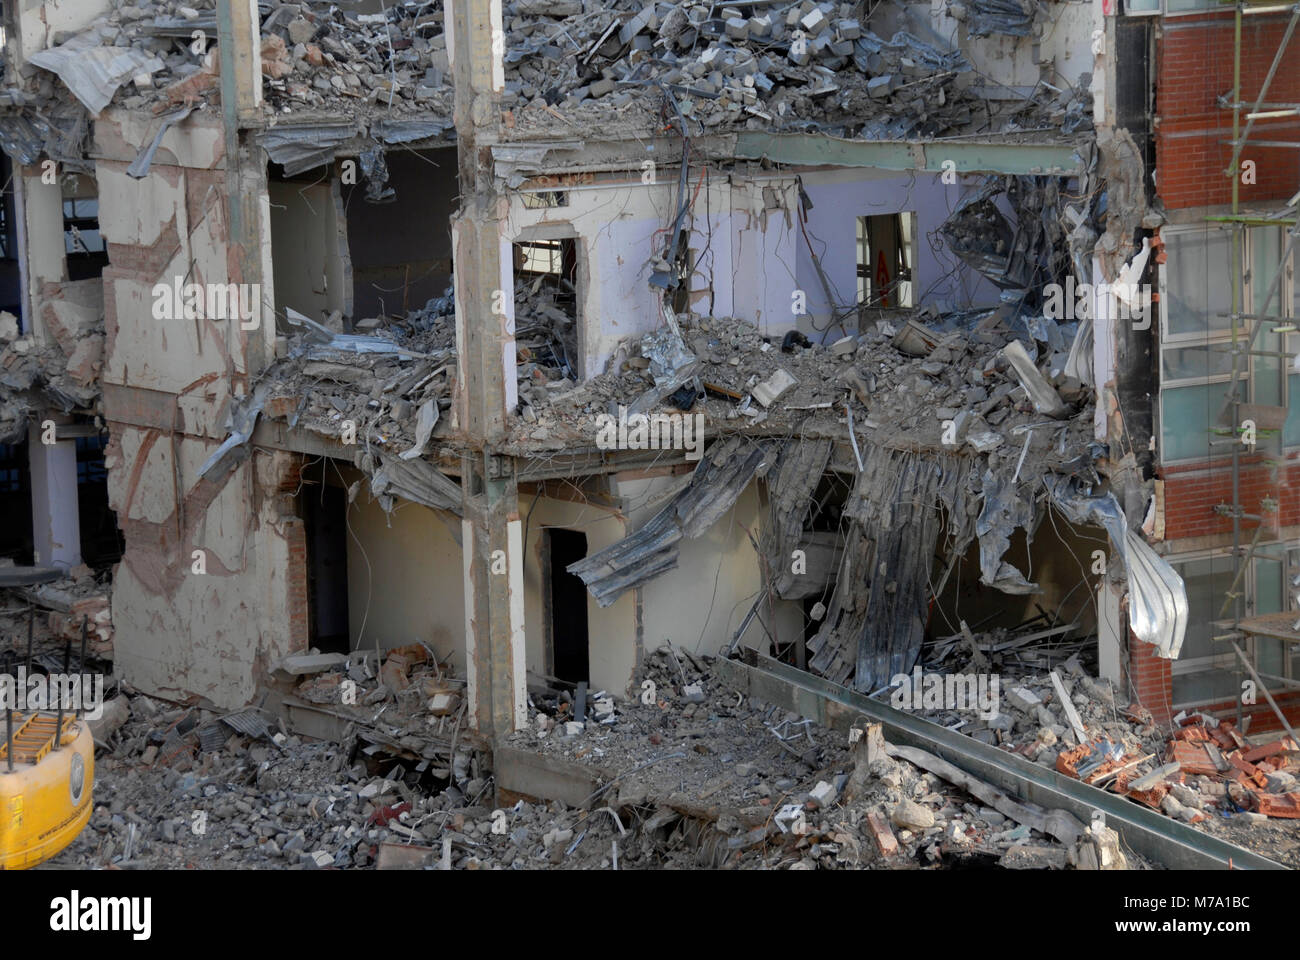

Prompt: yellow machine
[0,712,94,870]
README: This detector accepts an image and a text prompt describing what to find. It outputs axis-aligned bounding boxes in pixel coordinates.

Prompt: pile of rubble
[506,647,1143,868]
[42,642,1152,869]
[896,641,1300,864]
[0,563,115,659]
[18,0,1088,143]
[0,280,106,445]
[40,573,116,658]
[256,295,1093,469]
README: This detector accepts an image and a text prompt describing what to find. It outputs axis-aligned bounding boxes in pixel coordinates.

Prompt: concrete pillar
[19,169,69,343]
[1097,581,1124,687]
[28,421,81,570]
[450,0,526,736]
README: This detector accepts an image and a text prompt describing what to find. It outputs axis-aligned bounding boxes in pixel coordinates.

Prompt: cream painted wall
[505,174,802,380]
[268,178,349,325]
[615,474,803,663]
[344,492,466,667]
[340,471,803,700]
[108,442,302,709]
[518,491,639,696]
[342,485,639,694]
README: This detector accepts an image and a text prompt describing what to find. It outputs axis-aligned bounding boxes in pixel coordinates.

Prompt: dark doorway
[304,480,350,654]
[0,440,33,565]
[74,432,123,568]
[546,528,589,684]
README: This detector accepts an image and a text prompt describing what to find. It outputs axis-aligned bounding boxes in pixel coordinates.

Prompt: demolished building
[0,0,1297,871]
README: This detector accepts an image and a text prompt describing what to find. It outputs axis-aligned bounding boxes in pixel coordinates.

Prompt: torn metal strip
[28,33,164,115]
[370,454,463,516]
[1046,476,1187,659]
[568,438,771,607]
[262,123,359,176]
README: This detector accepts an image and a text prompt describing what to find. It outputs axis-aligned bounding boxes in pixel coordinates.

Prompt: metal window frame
[1166,549,1295,707]
[1158,224,1297,462]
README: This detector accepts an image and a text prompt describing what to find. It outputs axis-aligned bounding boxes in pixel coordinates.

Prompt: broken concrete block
[836,18,861,39]
[800,8,828,34]
[809,780,837,808]
[831,335,857,355]
[287,16,316,45]
[681,682,705,703]
[65,333,104,387]
[427,692,461,716]
[725,16,749,38]
[749,15,772,37]
[890,797,934,830]
[986,712,1014,733]
[589,77,615,98]
[1002,340,1071,418]
[751,368,797,407]
[1266,770,1298,793]
[44,298,100,355]
[0,311,16,341]
[88,695,129,742]
[1006,685,1041,712]
[966,428,1002,453]
[278,652,349,675]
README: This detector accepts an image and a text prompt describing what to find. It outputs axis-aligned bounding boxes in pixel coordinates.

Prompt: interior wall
[345,492,465,667]
[507,173,809,379]
[342,148,457,320]
[615,474,802,663]
[507,168,1011,381]
[269,175,349,325]
[340,470,803,699]
[796,169,1003,336]
[519,491,638,695]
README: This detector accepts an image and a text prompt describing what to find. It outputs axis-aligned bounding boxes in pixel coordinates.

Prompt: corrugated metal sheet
[262,123,359,176]
[371,454,463,516]
[568,438,772,607]
[1046,476,1187,659]
[28,33,164,115]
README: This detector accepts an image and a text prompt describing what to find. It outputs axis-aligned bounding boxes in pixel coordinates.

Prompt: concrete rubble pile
[51,643,1150,869]
[0,280,106,445]
[509,647,1145,868]
[514,303,1094,452]
[0,562,116,660]
[16,0,1089,142]
[33,569,117,658]
[897,644,1300,863]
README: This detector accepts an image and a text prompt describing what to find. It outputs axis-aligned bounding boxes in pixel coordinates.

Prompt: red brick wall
[285,516,310,654]
[1160,456,1299,541]
[276,456,311,654]
[1129,632,1175,725]
[1155,12,1300,210]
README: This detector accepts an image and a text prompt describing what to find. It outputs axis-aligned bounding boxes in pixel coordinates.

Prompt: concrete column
[450,0,525,736]
[217,0,272,376]
[28,421,81,570]
[1096,581,1124,687]
[19,169,70,343]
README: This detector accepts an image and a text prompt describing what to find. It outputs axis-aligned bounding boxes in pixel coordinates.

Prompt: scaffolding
[1209,0,1300,739]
